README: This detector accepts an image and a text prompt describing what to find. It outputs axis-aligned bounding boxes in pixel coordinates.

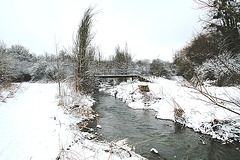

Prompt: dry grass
[0,82,21,103]
[172,99,186,124]
[56,147,83,160]
[57,80,96,120]
[0,81,12,90]
[174,107,184,119]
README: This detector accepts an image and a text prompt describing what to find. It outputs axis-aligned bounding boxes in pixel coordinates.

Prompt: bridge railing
[93,69,140,76]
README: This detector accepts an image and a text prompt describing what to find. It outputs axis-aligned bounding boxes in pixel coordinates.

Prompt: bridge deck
[95,74,139,78]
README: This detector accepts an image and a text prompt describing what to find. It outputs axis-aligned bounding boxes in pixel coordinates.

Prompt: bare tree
[187,73,240,116]
[113,43,133,73]
[54,36,61,96]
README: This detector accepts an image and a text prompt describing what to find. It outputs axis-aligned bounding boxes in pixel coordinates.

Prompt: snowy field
[102,76,240,143]
[0,83,144,160]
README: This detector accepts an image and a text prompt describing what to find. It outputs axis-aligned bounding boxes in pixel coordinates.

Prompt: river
[92,94,240,160]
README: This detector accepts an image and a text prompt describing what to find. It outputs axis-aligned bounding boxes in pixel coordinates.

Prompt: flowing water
[93,94,240,160]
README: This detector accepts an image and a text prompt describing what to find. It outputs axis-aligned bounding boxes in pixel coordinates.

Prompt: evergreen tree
[197,0,240,54]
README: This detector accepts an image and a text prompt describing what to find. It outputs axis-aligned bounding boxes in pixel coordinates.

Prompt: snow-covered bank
[102,77,240,143]
[0,83,144,160]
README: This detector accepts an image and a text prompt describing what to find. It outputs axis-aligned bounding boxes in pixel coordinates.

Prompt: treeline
[0,42,74,83]
[0,41,173,83]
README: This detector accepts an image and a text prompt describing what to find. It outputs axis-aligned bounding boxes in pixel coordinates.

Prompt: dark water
[93,94,240,160]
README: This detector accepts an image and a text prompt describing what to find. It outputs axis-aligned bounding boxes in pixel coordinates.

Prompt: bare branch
[187,75,240,115]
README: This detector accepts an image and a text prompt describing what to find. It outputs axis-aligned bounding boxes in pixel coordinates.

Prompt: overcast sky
[0,0,202,61]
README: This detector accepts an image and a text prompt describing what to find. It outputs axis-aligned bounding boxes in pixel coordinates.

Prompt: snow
[97,124,102,128]
[1,78,239,159]
[150,148,158,154]
[0,83,62,159]
[0,83,145,160]
[103,76,240,143]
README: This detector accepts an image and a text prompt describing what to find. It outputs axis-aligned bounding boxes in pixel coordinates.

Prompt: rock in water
[97,125,102,129]
[150,148,158,154]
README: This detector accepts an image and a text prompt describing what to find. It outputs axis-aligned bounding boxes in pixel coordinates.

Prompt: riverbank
[0,83,145,160]
[94,93,240,159]
[101,76,240,143]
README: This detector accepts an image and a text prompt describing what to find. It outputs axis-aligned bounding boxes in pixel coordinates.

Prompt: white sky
[0,0,202,61]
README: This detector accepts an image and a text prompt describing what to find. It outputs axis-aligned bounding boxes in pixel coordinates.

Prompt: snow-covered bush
[173,51,194,80]
[196,53,240,86]
[0,44,38,82]
[149,59,172,79]
[198,119,240,143]
[31,61,49,81]
[0,55,11,83]
[0,41,75,83]
[58,51,74,80]
[135,59,151,75]
[0,42,14,82]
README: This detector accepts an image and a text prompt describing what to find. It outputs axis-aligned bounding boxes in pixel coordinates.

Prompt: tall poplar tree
[73,7,96,92]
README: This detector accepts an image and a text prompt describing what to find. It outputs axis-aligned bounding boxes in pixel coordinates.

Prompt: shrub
[196,53,240,86]
[149,59,172,79]
[173,51,194,80]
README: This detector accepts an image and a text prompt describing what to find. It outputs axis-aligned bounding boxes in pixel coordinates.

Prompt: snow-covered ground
[0,83,144,160]
[102,76,240,143]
